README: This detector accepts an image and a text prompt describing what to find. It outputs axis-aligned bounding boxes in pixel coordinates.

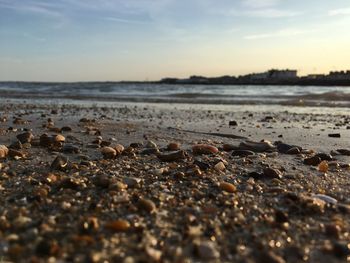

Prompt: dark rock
[304,156,322,166]
[263,168,283,179]
[193,159,211,170]
[158,150,187,162]
[276,143,302,154]
[336,149,350,156]
[16,132,34,144]
[328,133,341,138]
[332,242,350,259]
[9,140,22,150]
[286,147,300,155]
[50,155,68,171]
[62,144,80,154]
[315,153,333,161]
[232,150,255,157]
[229,120,238,126]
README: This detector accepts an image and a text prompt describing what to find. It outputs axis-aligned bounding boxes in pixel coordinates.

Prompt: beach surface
[0,100,349,262]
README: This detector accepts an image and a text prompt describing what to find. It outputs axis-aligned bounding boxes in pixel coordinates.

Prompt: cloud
[231,8,301,18]
[328,8,350,16]
[103,16,151,25]
[0,0,63,17]
[242,0,280,8]
[244,28,308,40]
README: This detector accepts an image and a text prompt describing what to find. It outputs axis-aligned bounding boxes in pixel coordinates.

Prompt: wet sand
[0,101,349,262]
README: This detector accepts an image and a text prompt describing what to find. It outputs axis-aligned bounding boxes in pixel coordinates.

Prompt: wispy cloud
[103,16,152,25]
[242,0,281,8]
[0,0,63,18]
[244,28,309,40]
[231,8,301,18]
[328,8,350,16]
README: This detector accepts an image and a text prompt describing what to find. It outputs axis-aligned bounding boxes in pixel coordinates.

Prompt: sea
[1,82,350,114]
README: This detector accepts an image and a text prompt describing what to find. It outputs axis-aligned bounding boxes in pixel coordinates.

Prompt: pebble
[325,224,341,239]
[167,142,180,151]
[232,150,255,157]
[318,161,329,173]
[101,147,117,159]
[263,168,283,179]
[315,153,333,161]
[328,133,341,138]
[276,143,301,154]
[286,147,300,155]
[62,144,80,154]
[229,120,238,126]
[105,220,130,232]
[8,149,24,158]
[146,140,158,149]
[123,177,140,188]
[138,198,156,213]
[53,134,65,143]
[336,149,350,156]
[50,155,68,171]
[197,241,220,260]
[0,145,9,158]
[214,161,226,171]
[9,140,22,150]
[239,140,275,152]
[304,156,321,166]
[192,144,219,155]
[114,144,125,155]
[158,150,187,162]
[16,132,34,144]
[220,182,236,193]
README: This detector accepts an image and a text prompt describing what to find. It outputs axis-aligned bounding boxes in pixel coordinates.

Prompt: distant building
[306,74,325,79]
[268,69,298,79]
[327,71,350,80]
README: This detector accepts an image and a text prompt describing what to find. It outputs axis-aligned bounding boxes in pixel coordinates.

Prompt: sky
[1,0,350,81]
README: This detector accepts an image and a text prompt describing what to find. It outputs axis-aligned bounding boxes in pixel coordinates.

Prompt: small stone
[192,144,219,155]
[325,224,341,239]
[101,147,117,159]
[105,220,130,232]
[220,182,236,193]
[137,198,156,213]
[318,161,329,173]
[40,134,52,147]
[61,126,72,132]
[167,142,180,151]
[239,140,275,152]
[276,143,301,154]
[158,150,187,162]
[229,120,238,126]
[232,150,255,157]
[263,168,283,179]
[9,140,22,150]
[93,175,110,188]
[315,153,333,161]
[0,145,9,158]
[62,144,80,154]
[53,134,65,143]
[123,177,140,188]
[332,242,350,259]
[146,140,158,149]
[328,133,341,138]
[214,161,226,171]
[8,149,24,158]
[50,155,68,171]
[286,147,300,155]
[197,241,220,260]
[336,149,350,156]
[114,144,125,155]
[304,156,321,166]
[16,132,34,144]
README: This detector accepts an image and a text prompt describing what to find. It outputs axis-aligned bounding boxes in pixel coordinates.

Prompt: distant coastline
[1,69,350,86]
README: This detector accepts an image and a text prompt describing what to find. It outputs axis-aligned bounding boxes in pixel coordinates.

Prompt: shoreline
[0,101,349,262]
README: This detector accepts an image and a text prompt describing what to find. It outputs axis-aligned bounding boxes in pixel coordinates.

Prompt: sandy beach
[0,101,349,262]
